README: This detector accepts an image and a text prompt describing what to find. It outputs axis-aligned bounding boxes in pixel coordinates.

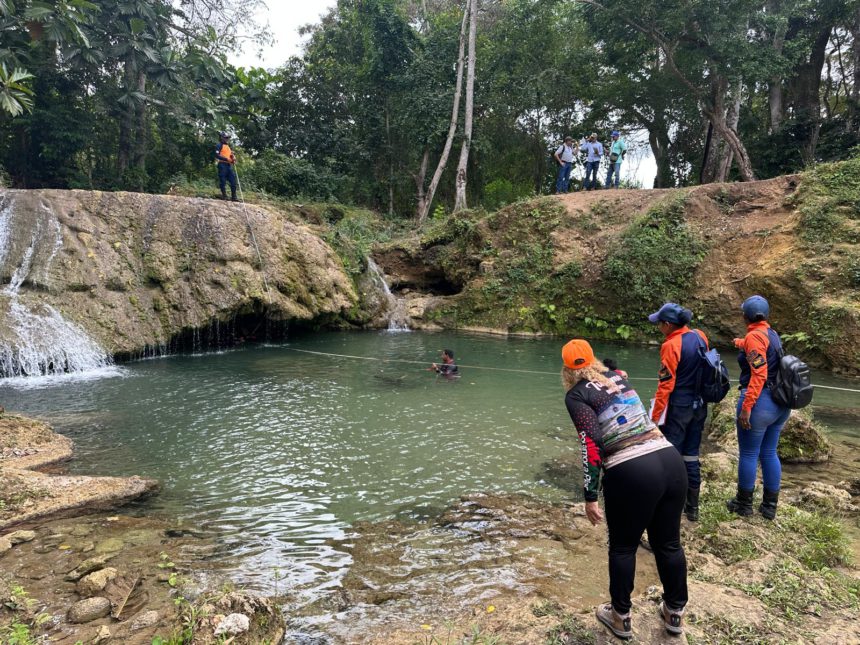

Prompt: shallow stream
[2,330,859,621]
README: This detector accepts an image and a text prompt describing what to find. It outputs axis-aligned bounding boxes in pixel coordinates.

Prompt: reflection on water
[1,330,859,606]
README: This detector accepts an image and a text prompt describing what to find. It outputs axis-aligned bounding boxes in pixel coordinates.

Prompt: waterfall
[0,195,113,378]
[366,258,411,332]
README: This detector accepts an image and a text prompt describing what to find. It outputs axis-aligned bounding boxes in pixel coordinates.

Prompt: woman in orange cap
[562,338,688,639]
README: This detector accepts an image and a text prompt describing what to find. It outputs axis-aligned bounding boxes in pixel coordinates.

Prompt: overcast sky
[228,2,658,188]
[228,2,338,69]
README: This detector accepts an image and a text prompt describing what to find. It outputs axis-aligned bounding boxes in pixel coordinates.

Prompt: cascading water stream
[0,195,113,378]
[367,257,410,332]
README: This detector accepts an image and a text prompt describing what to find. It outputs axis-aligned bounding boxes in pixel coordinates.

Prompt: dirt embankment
[374,164,860,373]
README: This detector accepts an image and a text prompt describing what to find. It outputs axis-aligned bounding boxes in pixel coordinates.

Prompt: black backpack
[770,349,814,409]
[694,333,731,403]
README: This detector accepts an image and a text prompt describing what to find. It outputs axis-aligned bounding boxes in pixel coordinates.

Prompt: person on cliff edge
[649,302,710,522]
[562,339,688,639]
[214,131,238,202]
[726,295,790,520]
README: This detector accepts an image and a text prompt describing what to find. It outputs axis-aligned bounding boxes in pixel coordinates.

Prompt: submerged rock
[65,554,116,581]
[130,609,160,631]
[68,596,111,623]
[7,529,36,544]
[76,567,118,597]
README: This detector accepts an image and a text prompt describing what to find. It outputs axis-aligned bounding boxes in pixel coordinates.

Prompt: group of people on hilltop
[554,131,628,194]
[562,295,792,640]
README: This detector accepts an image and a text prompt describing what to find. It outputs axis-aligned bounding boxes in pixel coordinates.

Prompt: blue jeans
[605,162,622,188]
[555,161,573,193]
[736,388,790,491]
[661,401,707,488]
[584,161,600,189]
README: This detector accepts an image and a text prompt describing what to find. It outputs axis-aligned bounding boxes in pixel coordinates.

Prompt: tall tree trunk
[417,2,469,222]
[385,103,394,217]
[767,0,786,133]
[849,8,860,131]
[717,81,742,181]
[453,0,477,213]
[788,26,831,163]
[649,127,672,188]
[117,57,136,175]
[132,70,148,190]
[414,148,430,211]
[702,77,755,182]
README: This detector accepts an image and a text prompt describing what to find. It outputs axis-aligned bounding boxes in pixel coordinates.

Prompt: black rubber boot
[726,487,754,516]
[220,191,227,200]
[684,487,700,522]
[759,488,779,520]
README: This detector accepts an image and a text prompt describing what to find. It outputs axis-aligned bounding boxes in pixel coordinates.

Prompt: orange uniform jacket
[735,321,773,413]
[652,326,708,424]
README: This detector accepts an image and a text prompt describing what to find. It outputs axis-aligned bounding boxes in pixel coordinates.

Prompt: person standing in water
[562,339,688,639]
[430,349,459,377]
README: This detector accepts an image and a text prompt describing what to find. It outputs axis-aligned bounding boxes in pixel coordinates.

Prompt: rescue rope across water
[282,347,860,393]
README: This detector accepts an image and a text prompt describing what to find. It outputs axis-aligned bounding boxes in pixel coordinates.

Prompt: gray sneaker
[596,603,632,639]
[659,601,685,635]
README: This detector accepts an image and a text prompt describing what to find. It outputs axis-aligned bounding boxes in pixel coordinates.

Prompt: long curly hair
[561,365,621,393]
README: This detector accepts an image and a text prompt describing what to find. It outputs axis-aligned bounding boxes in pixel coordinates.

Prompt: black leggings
[602,447,688,614]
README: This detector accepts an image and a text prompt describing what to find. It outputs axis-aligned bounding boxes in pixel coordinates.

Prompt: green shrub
[483,178,533,211]
[604,194,707,314]
[244,150,335,200]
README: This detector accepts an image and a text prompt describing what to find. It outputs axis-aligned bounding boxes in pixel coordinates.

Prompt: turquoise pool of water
[1,330,858,600]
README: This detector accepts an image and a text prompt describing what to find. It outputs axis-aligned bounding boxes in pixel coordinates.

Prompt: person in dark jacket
[430,349,459,378]
[214,131,238,201]
[562,339,688,639]
[726,295,790,520]
[648,303,709,521]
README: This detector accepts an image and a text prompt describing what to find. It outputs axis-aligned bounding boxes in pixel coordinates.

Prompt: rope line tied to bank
[282,348,860,393]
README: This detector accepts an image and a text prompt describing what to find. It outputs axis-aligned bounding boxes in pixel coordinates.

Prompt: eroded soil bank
[373,160,860,374]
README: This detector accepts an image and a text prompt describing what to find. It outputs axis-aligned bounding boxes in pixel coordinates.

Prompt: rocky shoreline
[3,410,859,644]
[0,413,285,644]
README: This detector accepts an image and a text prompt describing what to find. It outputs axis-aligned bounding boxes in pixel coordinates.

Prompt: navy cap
[741,295,769,320]
[611,130,620,137]
[648,303,691,325]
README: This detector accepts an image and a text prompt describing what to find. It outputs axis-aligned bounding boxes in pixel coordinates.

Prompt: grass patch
[533,600,596,645]
[604,193,707,316]
[686,614,777,645]
[791,156,860,248]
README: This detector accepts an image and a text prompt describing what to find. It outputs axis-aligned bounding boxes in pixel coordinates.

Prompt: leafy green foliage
[793,156,860,248]
[0,64,34,116]
[604,194,707,313]
[244,151,335,201]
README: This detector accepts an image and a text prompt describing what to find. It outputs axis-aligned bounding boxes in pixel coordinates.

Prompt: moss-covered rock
[706,390,833,464]
[0,190,360,362]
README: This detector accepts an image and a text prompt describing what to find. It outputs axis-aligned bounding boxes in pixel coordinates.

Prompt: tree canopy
[1,0,858,214]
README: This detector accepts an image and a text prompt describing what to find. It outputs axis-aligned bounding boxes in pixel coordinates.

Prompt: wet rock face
[0,189,358,371]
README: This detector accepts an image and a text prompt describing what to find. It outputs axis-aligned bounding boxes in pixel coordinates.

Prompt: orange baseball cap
[562,339,595,370]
